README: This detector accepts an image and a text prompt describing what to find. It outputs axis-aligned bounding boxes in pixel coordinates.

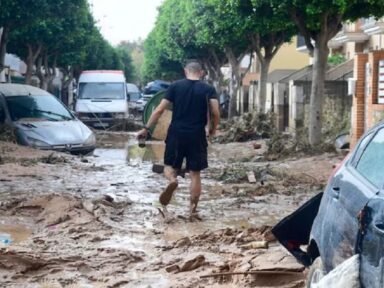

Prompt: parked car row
[0,77,170,154]
[133,80,170,113]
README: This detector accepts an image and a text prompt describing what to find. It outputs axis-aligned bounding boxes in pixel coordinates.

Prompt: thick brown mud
[0,134,344,287]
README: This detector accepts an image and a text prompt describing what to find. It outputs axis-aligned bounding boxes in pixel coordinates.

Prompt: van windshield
[78,83,125,100]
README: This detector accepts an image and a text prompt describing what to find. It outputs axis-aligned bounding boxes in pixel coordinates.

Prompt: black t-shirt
[164,79,217,132]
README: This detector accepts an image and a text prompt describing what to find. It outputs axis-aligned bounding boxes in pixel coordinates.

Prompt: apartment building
[295,18,384,145]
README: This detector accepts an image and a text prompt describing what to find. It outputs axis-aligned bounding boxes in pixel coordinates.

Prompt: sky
[89,0,164,45]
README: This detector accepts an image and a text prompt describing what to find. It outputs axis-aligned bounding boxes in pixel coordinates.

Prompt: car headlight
[27,137,50,148]
[84,133,96,145]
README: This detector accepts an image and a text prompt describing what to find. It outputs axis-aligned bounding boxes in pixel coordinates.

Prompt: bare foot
[189,212,202,222]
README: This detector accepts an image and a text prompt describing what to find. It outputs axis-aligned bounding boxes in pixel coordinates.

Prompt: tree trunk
[47,55,57,94]
[225,48,244,118]
[35,56,44,87]
[61,66,74,106]
[205,62,220,91]
[257,58,271,113]
[309,38,329,145]
[25,44,42,85]
[0,26,10,73]
[25,57,34,85]
[228,66,241,118]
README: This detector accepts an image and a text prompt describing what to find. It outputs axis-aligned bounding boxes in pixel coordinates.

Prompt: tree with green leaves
[142,28,184,82]
[232,0,296,112]
[143,0,226,89]
[0,0,48,72]
[190,0,252,117]
[271,0,384,145]
[7,0,94,87]
[117,41,141,83]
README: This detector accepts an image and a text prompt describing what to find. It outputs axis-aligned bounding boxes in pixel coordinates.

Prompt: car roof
[126,83,140,93]
[0,84,51,97]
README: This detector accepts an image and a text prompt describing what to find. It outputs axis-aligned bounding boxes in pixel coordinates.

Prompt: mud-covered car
[273,121,384,287]
[0,84,95,154]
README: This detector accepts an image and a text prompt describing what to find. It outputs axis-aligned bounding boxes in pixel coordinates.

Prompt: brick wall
[351,51,384,148]
[351,53,368,147]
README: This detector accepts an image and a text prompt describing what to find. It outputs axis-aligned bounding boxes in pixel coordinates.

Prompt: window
[351,132,373,166]
[356,128,384,188]
[78,83,125,100]
[6,95,73,122]
[128,92,141,102]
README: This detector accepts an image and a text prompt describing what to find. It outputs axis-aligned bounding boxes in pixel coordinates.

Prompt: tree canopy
[1,0,135,88]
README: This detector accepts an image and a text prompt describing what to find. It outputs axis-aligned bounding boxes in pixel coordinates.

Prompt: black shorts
[164,127,208,171]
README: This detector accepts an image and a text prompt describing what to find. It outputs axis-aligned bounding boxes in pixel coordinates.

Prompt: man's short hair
[184,60,203,74]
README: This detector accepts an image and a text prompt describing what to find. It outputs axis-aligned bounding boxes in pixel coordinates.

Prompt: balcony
[328,39,342,49]
[361,17,384,35]
[332,22,369,43]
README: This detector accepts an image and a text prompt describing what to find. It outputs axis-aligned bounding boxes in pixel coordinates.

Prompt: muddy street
[0,133,343,288]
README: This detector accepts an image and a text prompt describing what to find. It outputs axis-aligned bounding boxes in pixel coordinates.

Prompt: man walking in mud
[137,60,220,219]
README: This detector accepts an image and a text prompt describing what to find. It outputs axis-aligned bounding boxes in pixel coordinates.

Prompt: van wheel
[306,257,326,287]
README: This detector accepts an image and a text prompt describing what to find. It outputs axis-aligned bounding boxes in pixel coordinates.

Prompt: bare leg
[189,171,201,216]
[164,165,177,183]
[160,165,178,206]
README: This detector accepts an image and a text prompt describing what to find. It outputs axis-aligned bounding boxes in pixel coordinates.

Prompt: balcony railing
[361,17,384,35]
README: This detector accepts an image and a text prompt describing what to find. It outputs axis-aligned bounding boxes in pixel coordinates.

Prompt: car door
[352,127,384,288]
[311,131,377,272]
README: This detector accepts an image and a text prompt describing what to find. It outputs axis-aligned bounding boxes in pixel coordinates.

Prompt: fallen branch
[200,270,303,278]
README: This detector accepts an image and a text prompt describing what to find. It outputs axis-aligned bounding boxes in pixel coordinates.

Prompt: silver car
[0,84,96,154]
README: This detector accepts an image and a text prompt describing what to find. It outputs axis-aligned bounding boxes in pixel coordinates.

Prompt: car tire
[306,257,326,287]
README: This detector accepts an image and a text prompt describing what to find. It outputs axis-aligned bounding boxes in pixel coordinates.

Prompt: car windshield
[78,83,125,100]
[128,92,141,102]
[6,95,73,122]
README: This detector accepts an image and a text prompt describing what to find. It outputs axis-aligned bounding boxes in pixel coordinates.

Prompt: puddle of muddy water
[94,133,165,165]
[0,222,31,244]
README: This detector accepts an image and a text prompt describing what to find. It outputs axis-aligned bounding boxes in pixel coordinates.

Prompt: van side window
[356,128,384,188]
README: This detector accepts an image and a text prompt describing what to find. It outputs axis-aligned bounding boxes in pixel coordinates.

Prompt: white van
[75,70,128,129]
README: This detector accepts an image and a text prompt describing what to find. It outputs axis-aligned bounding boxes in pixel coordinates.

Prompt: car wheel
[306,257,326,287]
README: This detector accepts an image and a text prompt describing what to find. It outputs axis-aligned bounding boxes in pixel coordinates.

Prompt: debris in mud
[247,171,257,183]
[0,194,140,287]
[174,237,192,248]
[39,153,69,164]
[217,112,274,143]
[266,128,337,160]
[171,226,275,249]
[209,162,324,198]
[82,195,131,221]
[240,240,269,250]
[253,142,262,150]
[0,125,16,142]
[166,255,206,273]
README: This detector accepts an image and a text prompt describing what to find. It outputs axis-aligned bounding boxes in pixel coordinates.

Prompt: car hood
[15,120,92,145]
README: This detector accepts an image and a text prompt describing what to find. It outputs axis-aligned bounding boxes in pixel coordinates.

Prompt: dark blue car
[273,121,384,287]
